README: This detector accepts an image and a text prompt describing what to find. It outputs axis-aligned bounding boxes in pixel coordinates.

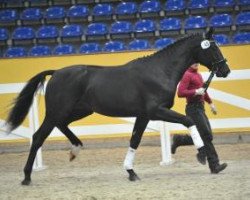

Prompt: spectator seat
[44,6,65,24]
[92,3,113,21]
[188,0,210,14]
[36,25,59,44]
[213,34,230,45]
[236,12,250,31]
[184,15,207,33]
[139,0,161,18]
[213,0,235,13]
[238,0,250,11]
[53,44,76,55]
[110,21,133,39]
[29,45,52,56]
[0,9,18,26]
[134,19,156,38]
[233,32,250,44]
[79,42,101,54]
[67,5,89,23]
[61,24,83,43]
[154,37,174,49]
[115,2,138,20]
[86,22,108,41]
[128,39,151,51]
[159,17,181,36]
[20,8,43,25]
[5,47,27,58]
[164,0,186,16]
[210,13,233,32]
[103,40,126,52]
[12,27,35,45]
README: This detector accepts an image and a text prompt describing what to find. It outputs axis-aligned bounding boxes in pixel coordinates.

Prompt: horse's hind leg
[124,117,149,181]
[57,125,83,161]
[22,117,54,185]
[57,109,93,161]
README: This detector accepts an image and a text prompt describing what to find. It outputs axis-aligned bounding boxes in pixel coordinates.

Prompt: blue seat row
[1,12,249,45]
[2,32,250,58]
[1,0,249,25]
[3,38,173,58]
[1,0,248,9]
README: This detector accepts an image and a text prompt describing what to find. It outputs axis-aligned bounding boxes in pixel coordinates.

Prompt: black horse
[6,28,230,185]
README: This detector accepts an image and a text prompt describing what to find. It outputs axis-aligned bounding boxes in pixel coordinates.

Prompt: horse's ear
[205,27,214,40]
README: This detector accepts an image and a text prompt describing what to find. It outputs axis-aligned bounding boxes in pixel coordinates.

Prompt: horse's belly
[87,89,144,117]
[91,98,143,117]
[86,72,145,117]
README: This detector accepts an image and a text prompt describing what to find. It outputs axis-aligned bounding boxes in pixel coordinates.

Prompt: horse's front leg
[124,117,149,181]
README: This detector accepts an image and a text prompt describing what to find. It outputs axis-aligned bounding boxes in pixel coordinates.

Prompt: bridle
[200,40,228,91]
[211,58,227,72]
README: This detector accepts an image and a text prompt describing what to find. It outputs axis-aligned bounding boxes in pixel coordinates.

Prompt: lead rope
[203,70,215,92]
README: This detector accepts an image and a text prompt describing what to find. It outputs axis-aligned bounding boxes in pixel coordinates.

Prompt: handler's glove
[195,88,205,96]
[209,103,217,115]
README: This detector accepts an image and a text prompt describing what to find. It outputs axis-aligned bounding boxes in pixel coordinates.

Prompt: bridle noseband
[211,58,227,73]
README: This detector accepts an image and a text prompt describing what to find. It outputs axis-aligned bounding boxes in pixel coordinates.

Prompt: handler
[172,63,227,174]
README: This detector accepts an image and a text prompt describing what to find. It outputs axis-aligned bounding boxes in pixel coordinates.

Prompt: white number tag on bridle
[201,40,210,49]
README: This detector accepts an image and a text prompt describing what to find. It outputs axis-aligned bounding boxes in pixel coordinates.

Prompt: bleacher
[0,0,249,58]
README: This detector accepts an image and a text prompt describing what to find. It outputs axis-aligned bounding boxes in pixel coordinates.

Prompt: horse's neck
[159,40,197,86]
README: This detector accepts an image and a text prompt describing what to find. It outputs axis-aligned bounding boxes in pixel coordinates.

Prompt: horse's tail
[6,70,55,132]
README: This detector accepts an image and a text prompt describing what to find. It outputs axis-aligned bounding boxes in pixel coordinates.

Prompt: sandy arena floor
[0,143,249,200]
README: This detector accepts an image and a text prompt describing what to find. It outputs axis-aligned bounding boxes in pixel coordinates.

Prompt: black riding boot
[210,163,228,174]
[171,134,193,154]
[204,141,228,174]
[208,157,228,174]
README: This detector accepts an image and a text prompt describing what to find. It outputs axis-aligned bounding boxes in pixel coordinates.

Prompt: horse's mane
[130,33,202,65]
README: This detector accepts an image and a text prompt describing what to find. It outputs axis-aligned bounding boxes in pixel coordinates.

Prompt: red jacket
[177,67,212,104]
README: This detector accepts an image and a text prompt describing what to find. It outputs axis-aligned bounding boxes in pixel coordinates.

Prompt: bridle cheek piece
[200,40,227,73]
[211,58,227,73]
[199,40,228,91]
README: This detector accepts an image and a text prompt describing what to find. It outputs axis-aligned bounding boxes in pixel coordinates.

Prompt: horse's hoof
[127,169,140,181]
[129,174,140,181]
[21,179,31,186]
[69,152,76,162]
[69,145,81,161]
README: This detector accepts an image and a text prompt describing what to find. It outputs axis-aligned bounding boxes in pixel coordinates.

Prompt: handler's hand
[195,88,205,96]
[209,103,217,115]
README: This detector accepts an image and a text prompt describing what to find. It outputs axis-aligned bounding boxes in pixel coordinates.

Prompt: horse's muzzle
[216,63,230,78]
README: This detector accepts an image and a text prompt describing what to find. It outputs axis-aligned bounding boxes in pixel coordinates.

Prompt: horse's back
[85,64,147,117]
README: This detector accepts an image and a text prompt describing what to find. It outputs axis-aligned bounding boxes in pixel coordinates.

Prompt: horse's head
[194,28,230,78]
